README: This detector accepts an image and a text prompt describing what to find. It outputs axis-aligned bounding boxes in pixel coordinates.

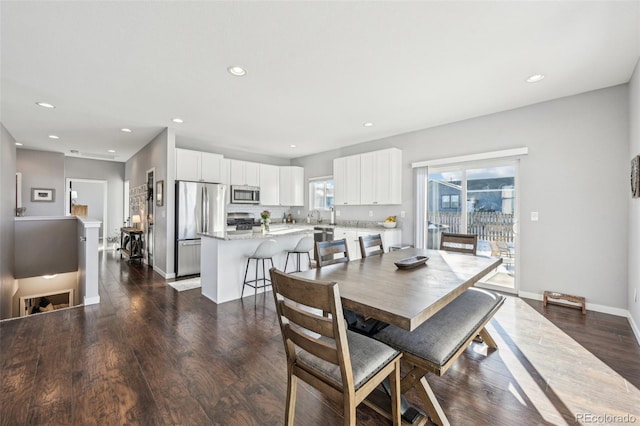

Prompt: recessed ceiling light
[121,128,132,133]
[36,102,55,108]
[172,118,184,124]
[15,142,23,146]
[108,149,116,153]
[290,144,297,148]
[363,122,374,127]
[227,66,247,76]
[48,135,60,139]
[526,74,545,83]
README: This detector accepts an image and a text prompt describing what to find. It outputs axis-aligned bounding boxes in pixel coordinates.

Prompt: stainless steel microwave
[231,185,260,204]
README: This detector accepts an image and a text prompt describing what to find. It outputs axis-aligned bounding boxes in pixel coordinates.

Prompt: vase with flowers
[260,210,271,232]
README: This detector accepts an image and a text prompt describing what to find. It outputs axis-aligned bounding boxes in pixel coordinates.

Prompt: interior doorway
[66,178,108,248]
[426,160,519,293]
[146,169,155,267]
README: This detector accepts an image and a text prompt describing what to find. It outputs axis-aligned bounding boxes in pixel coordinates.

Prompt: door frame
[146,168,155,267]
[65,177,108,249]
[426,158,520,294]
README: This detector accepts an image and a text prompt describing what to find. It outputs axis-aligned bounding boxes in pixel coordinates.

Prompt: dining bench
[372,287,505,425]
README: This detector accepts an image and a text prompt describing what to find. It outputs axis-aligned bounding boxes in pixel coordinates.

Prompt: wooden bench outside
[372,287,505,425]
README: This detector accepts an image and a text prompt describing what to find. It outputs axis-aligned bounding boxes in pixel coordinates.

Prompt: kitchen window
[309,177,334,210]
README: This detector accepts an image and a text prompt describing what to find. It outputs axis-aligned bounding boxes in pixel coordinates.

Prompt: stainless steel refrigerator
[175,181,226,277]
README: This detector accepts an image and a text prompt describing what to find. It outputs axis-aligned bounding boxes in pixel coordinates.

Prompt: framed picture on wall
[156,180,164,206]
[632,155,640,198]
[31,188,55,202]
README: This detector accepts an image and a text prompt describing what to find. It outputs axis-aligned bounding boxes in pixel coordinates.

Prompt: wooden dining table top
[294,248,502,331]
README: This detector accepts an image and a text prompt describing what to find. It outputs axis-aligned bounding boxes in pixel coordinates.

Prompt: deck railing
[429,212,514,242]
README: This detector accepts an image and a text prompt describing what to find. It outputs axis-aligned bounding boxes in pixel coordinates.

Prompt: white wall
[294,85,630,311]
[71,181,105,234]
[629,59,640,337]
[65,157,125,240]
[0,124,17,319]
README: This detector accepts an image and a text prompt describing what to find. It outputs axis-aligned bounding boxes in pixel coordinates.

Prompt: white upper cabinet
[360,148,402,205]
[279,166,304,206]
[333,155,361,205]
[176,148,224,183]
[200,151,225,183]
[230,160,260,187]
[259,164,280,206]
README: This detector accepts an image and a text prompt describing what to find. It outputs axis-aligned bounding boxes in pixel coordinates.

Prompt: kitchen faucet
[312,209,323,224]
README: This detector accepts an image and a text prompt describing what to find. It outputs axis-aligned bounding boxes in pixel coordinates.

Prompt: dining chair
[355,234,390,336]
[269,268,402,426]
[315,238,350,266]
[439,232,478,255]
[358,234,384,258]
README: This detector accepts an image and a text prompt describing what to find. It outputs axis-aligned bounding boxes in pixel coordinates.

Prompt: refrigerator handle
[204,186,209,233]
[200,185,205,234]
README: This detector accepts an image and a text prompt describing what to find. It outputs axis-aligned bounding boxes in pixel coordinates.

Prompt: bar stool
[284,236,314,273]
[242,239,279,301]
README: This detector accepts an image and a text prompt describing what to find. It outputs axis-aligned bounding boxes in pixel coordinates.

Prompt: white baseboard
[153,265,175,280]
[628,313,640,346]
[84,296,100,305]
[518,291,629,317]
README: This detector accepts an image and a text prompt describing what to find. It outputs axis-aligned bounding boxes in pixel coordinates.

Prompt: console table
[120,227,144,262]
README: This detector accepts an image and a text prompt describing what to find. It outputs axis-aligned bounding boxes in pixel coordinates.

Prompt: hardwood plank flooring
[1,250,639,425]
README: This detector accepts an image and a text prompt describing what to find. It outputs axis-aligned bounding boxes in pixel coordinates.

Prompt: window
[309,178,334,210]
[441,195,450,209]
[450,194,459,209]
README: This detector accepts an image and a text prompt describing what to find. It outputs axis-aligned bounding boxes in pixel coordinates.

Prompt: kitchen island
[199,226,315,303]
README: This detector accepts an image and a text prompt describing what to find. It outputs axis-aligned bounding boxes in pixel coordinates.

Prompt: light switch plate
[369,210,373,217]
[400,211,406,218]
[530,211,539,221]
[336,210,340,217]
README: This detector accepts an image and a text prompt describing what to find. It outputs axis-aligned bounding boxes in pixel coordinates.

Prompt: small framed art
[31,188,55,202]
[156,180,164,206]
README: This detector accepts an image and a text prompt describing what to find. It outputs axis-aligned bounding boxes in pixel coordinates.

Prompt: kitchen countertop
[201,223,400,241]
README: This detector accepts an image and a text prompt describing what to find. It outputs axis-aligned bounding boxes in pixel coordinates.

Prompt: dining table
[293,247,503,425]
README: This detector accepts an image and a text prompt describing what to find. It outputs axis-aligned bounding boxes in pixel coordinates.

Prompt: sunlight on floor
[490,298,640,425]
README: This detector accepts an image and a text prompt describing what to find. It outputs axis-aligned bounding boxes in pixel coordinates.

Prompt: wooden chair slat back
[315,239,350,266]
[359,234,384,258]
[270,268,350,370]
[440,232,478,255]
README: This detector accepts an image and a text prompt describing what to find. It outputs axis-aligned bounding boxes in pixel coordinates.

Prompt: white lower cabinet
[333,228,360,260]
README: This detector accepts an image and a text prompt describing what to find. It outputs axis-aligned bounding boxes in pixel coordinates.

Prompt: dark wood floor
[2,250,640,425]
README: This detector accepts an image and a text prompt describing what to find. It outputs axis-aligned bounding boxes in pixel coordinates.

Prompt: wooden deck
[1,250,639,425]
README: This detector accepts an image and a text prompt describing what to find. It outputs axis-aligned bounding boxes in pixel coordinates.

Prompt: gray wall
[14,218,78,279]
[16,149,65,216]
[65,157,125,239]
[629,59,640,335]
[294,85,630,311]
[0,124,17,319]
[125,128,175,278]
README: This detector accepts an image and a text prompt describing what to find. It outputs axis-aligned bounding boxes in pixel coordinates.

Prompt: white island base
[200,230,314,304]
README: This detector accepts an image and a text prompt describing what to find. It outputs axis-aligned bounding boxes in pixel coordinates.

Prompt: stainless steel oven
[231,186,260,204]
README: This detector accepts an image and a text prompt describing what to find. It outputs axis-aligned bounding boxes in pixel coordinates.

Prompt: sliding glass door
[427,162,518,291]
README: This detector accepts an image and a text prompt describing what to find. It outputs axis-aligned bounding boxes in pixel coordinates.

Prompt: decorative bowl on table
[394,256,429,270]
[383,221,397,228]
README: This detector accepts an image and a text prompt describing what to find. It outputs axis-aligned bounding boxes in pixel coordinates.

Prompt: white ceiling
[2,1,639,162]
